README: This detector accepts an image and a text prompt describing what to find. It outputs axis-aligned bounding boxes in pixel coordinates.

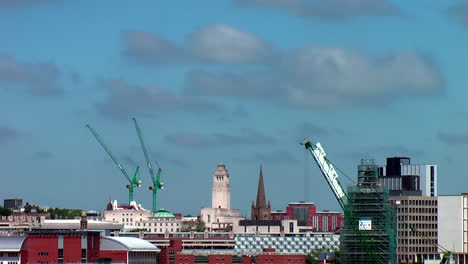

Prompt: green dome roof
[153,208,175,217]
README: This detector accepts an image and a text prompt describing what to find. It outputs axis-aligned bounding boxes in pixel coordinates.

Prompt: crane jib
[312,143,346,199]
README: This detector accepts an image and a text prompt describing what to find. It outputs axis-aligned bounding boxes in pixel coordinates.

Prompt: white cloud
[187,24,274,64]
[283,47,442,107]
[122,24,275,65]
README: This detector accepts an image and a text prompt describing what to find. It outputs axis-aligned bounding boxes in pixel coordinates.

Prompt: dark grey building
[3,199,23,210]
[378,157,437,197]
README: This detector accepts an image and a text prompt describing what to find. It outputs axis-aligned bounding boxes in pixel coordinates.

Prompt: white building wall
[438,195,464,252]
[212,164,230,209]
[0,252,20,264]
[104,210,152,230]
[136,217,181,233]
[200,207,243,231]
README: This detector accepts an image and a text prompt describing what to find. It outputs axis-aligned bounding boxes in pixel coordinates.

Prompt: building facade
[135,209,181,233]
[340,159,396,264]
[379,157,437,197]
[103,200,153,230]
[3,199,23,211]
[389,196,439,263]
[271,202,343,233]
[200,164,243,231]
[438,194,468,263]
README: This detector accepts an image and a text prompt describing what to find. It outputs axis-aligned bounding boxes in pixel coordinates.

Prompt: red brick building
[24,230,101,263]
[271,201,343,233]
[0,230,158,264]
[160,239,306,264]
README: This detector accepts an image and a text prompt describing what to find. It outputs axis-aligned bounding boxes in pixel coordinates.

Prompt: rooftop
[0,236,26,251]
[153,209,175,218]
[101,236,159,252]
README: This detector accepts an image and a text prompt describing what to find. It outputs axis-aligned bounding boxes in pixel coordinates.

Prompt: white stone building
[103,200,152,230]
[200,164,243,231]
[135,209,181,233]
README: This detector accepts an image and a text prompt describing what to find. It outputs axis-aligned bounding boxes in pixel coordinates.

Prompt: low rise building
[103,200,153,230]
[0,230,158,264]
[0,236,26,264]
[271,201,343,233]
[136,209,181,233]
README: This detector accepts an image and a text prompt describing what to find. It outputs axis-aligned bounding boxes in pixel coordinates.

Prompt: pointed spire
[256,165,267,208]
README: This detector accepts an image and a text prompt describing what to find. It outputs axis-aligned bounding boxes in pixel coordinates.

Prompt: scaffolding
[340,159,397,264]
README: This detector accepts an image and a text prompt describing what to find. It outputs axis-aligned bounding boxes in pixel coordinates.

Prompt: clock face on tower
[217,188,222,192]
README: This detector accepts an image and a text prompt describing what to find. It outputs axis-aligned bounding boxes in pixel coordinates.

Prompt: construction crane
[86,124,142,204]
[300,139,382,263]
[132,118,164,215]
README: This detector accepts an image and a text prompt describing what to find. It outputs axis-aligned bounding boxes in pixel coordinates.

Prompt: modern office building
[3,199,23,210]
[388,196,439,263]
[379,157,437,197]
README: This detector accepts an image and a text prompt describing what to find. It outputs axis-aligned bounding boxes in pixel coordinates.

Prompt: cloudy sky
[1,0,468,216]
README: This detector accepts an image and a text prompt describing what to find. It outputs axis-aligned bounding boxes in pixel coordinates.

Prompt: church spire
[251,165,272,220]
[256,165,267,208]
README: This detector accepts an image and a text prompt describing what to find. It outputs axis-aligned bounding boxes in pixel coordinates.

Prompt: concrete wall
[438,195,464,252]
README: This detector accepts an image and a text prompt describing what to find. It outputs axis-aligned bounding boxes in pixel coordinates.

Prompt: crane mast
[132,118,164,215]
[300,139,382,263]
[86,124,141,204]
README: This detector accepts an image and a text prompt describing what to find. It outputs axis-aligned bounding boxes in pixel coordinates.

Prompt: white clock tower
[212,163,230,209]
[200,163,243,231]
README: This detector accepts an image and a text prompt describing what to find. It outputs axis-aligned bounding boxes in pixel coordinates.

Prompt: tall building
[251,166,271,220]
[3,199,23,210]
[379,157,437,197]
[388,196,439,263]
[340,159,396,264]
[200,164,243,231]
[211,164,231,209]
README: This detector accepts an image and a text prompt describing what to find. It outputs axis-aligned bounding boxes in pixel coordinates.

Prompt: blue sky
[1,0,468,216]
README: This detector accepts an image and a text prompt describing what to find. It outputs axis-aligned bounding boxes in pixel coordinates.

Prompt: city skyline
[1,0,468,215]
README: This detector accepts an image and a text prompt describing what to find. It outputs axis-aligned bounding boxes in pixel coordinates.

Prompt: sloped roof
[0,236,27,251]
[100,236,159,252]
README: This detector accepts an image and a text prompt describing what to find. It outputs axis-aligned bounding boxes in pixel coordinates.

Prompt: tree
[0,206,12,217]
[306,246,340,264]
[195,220,206,232]
[180,220,206,232]
[48,208,82,219]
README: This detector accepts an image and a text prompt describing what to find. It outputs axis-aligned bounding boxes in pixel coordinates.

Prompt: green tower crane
[86,124,142,204]
[132,118,164,215]
[300,139,383,264]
